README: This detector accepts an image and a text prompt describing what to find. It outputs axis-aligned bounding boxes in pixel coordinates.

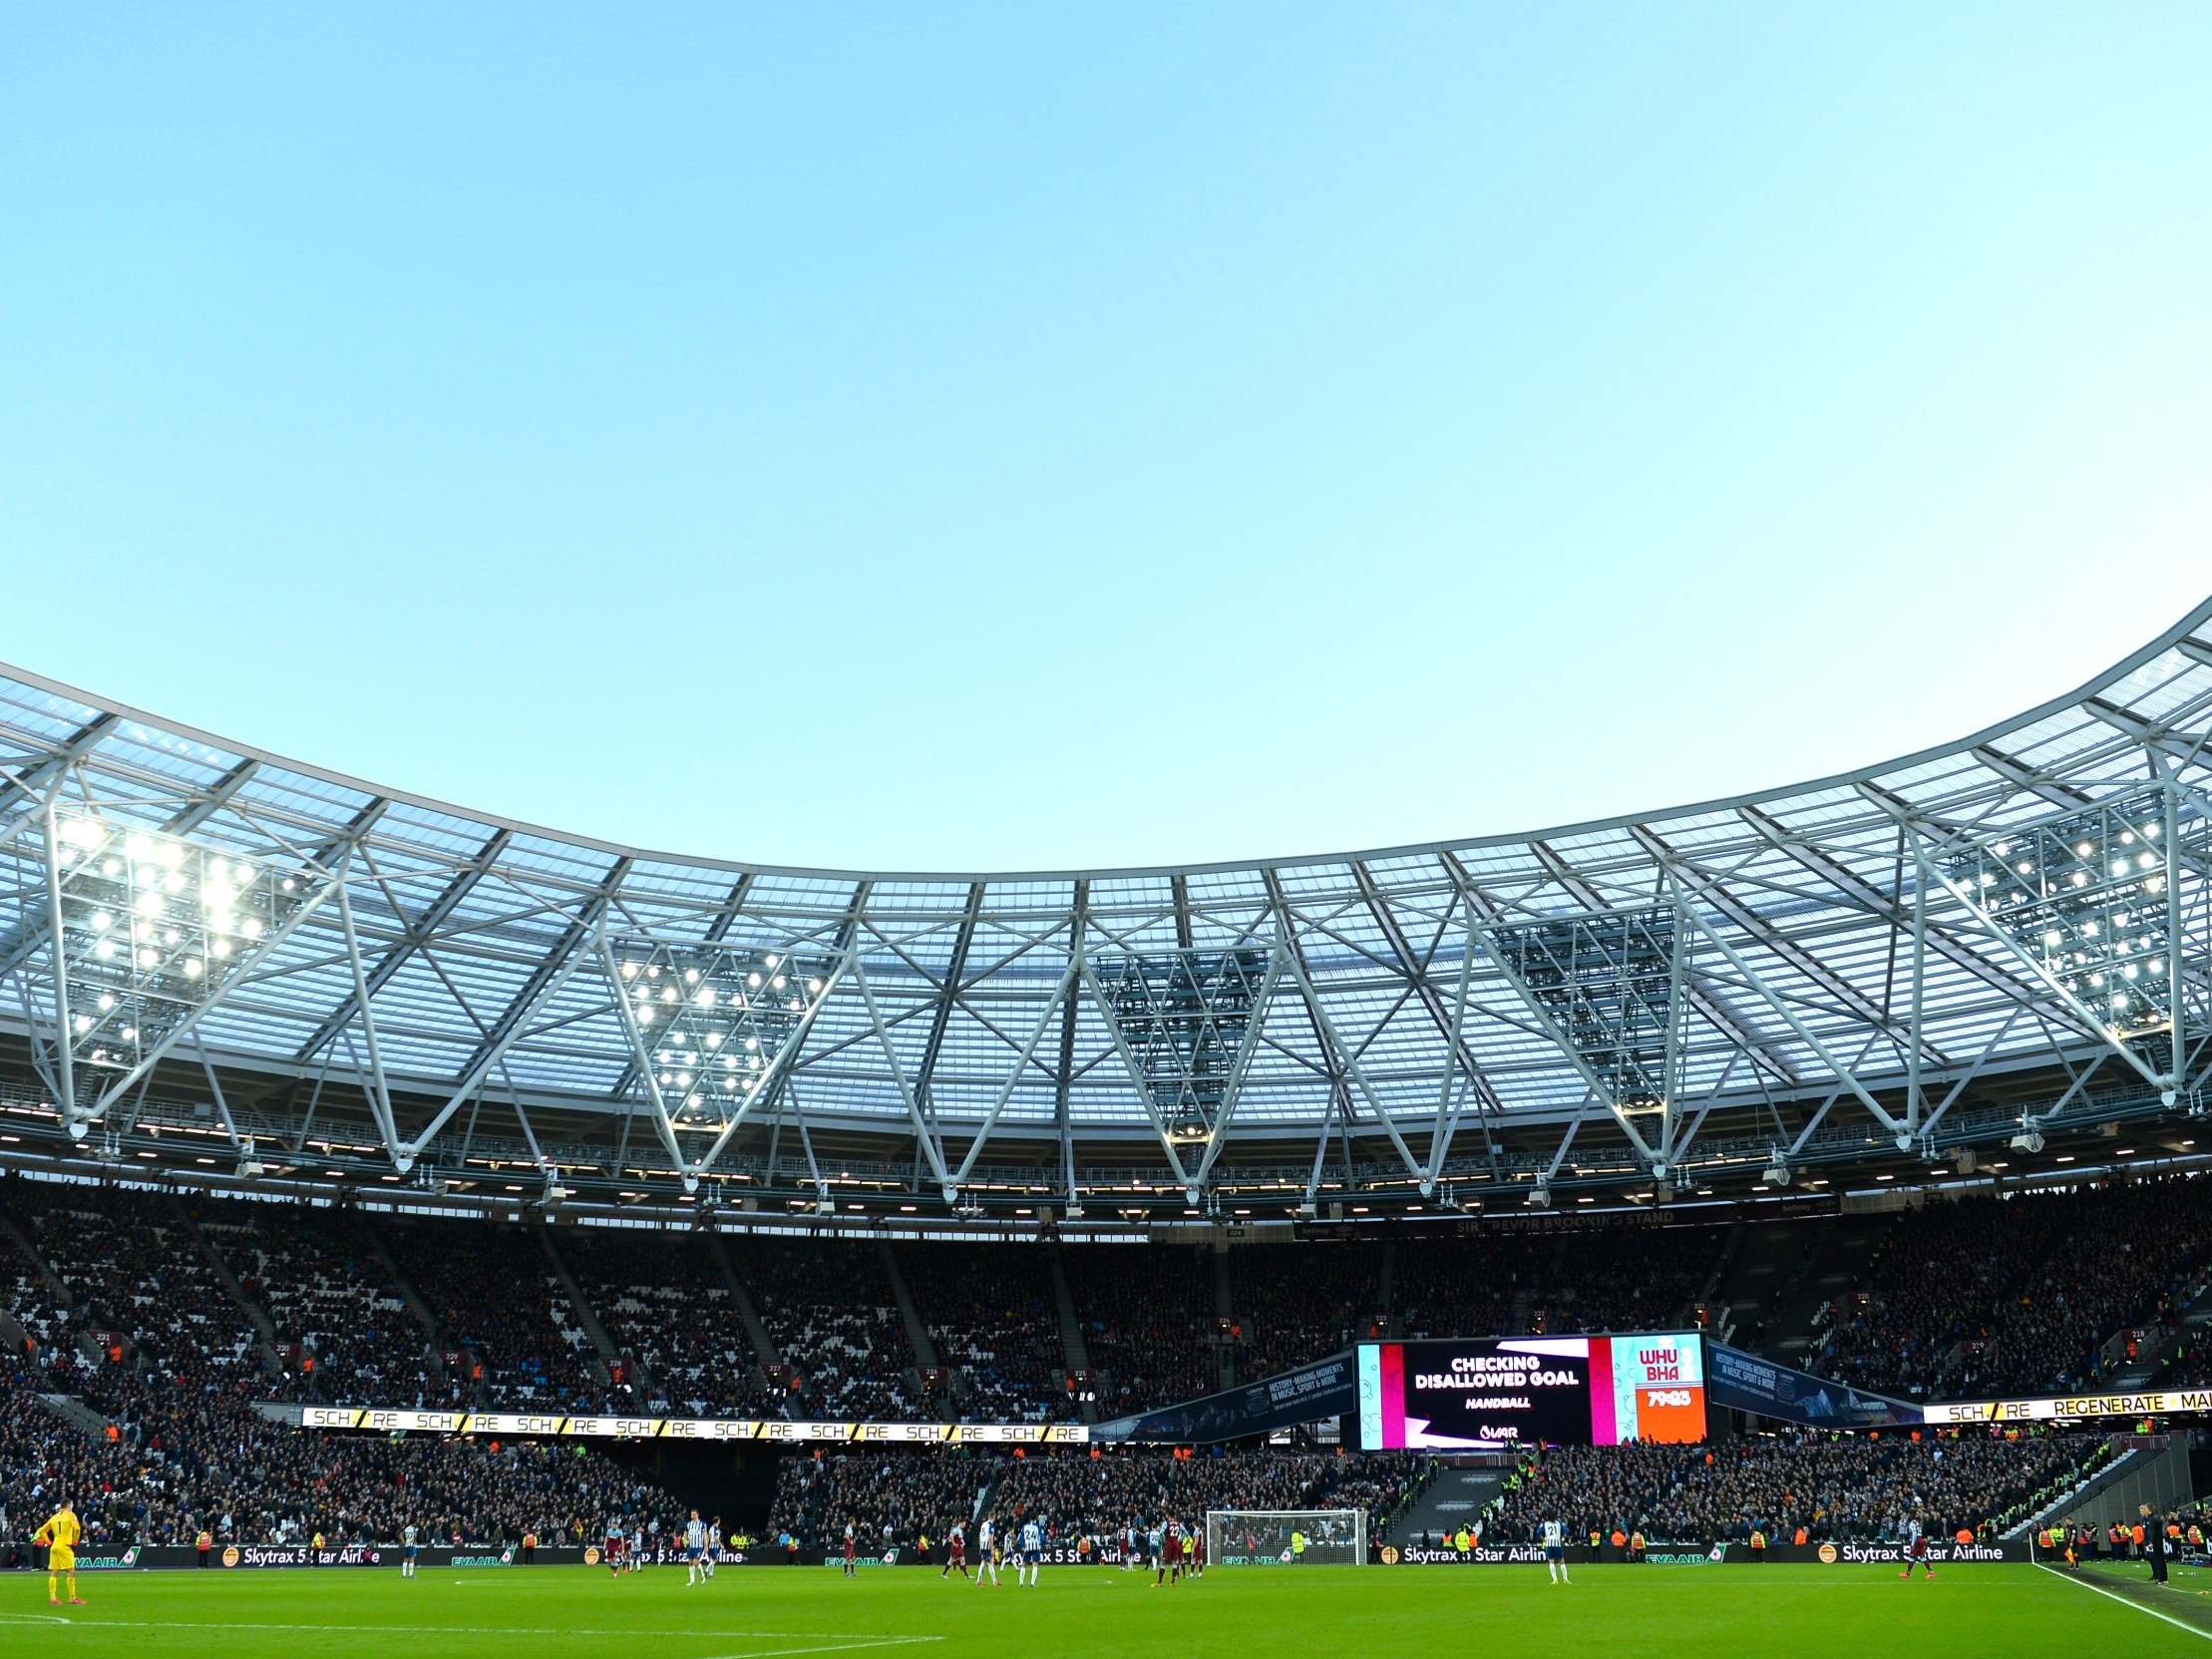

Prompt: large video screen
[1355,1333,1706,1452]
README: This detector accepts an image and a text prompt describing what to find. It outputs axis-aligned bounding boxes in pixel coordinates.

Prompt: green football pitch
[8,1561,2211,1658]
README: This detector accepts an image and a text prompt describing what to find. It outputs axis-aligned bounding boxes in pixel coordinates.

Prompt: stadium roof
[2,599,2210,1218]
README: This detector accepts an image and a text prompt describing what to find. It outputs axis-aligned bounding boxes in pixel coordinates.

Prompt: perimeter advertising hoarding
[1356,1333,1706,1452]
[292,1406,1089,1443]
[1922,1386,2212,1426]
[1704,1342,1918,1430]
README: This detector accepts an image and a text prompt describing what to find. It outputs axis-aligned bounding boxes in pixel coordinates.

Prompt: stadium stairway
[707,1233,785,1372]
[0,1203,72,1313]
[537,1220,641,1396]
[1213,1247,1236,1392]
[1695,1216,1746,1329]
[2113,1276,2212,1389]
[33,1392,110,1440]
[362,1216,454,1395]
[2004,1437,2189,1538]
[877,1238,940,1375]
[1719,1213,1887,1364]
[1391,1463,1508,1547]
[0,1204,135,1369]
[1045,1242,1099,1424]
[169,1194,287,1381]
[1704,1215,1808,1356]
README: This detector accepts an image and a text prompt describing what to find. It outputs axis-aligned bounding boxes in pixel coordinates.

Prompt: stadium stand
[726,1233,922,1421]
[891,1242,1074,1422]
[8,1169,2212,1555]
[1484,1433,2110,1544]
[1226,1240,1388,1384]
[378,1215,613,1411]
[1059,1242,1219,1412]
[1815,1176,2212,1399]
[210,1201,429,1405]
[555,1225,775,1417]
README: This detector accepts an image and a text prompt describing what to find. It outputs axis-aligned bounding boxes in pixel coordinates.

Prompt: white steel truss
[0,602,2206,1208]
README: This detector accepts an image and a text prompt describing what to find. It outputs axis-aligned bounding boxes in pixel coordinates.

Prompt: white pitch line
[0,1627,941,1654]
[2036,1562,2212,1643]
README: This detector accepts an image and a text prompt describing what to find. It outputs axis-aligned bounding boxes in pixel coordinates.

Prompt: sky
[3,4,2210,875]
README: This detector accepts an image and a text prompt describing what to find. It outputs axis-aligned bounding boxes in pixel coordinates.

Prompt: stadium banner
[1355,1332,1706,1452]
[1704,1342,1918,1430]
[288,1404,1088,1444]
[1091,1351,1357,1445]
[1377,1540,2029,1566]
[1922,1386,2212,1426]
[61,1545,591,1571]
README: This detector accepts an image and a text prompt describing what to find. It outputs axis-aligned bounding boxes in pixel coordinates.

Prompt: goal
[1205,1508,1366,1567]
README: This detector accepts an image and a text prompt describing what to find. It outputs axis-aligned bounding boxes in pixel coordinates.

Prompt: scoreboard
[1355,1332,1706,1452]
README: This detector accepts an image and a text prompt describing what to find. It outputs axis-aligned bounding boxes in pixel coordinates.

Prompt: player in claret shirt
[1901,1513,1935,1580]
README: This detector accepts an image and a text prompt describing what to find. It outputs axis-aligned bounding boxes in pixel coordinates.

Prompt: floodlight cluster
[47,812,308,1088]
[1943,789,2181,1037]
[613,941,836,1123]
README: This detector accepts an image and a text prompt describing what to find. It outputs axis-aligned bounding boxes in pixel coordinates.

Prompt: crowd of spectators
[557,1226,771,1417]
[206,1198,430,1405]
[767,1448,995,1551]
[6,1181,266,1388]
[1226,1242,1386,1383]
[894,1242,1072,1422]
[1818,1177,2212,1399]
[728,1234,921,1420]
[1484,1432,2105,1544]
[1395,1222,1723,1343]
[0,1356,675,1548]
[1059,1243,1218,1411]
[380,1216,614,1410]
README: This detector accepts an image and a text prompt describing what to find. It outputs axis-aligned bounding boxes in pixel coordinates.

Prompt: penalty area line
[2036,1562,2212,1642]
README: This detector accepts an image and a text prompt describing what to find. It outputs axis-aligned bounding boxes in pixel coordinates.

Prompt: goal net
[1205,1509,1366,1567]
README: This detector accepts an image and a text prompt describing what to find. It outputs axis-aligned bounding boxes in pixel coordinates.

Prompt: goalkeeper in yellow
[35,1499,87,1606]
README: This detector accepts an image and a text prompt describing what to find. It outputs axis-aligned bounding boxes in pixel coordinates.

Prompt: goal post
[1205,1508,1366,1567]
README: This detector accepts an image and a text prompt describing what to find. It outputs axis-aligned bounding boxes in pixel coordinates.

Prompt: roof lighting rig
[600,929,852,1191]
[29,810,327,1134]
[1936,786,2202,1087]
[612,940,839,1125]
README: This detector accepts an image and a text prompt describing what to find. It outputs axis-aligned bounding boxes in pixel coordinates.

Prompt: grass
[6,1561,2207,1658]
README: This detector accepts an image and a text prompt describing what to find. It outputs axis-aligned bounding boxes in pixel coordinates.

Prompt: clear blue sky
[4,4,2208,872]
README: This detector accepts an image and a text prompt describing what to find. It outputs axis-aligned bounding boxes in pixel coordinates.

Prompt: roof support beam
[1738,803,2102,1044]
[399,858,633,1164]
[293,826,514,1063]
